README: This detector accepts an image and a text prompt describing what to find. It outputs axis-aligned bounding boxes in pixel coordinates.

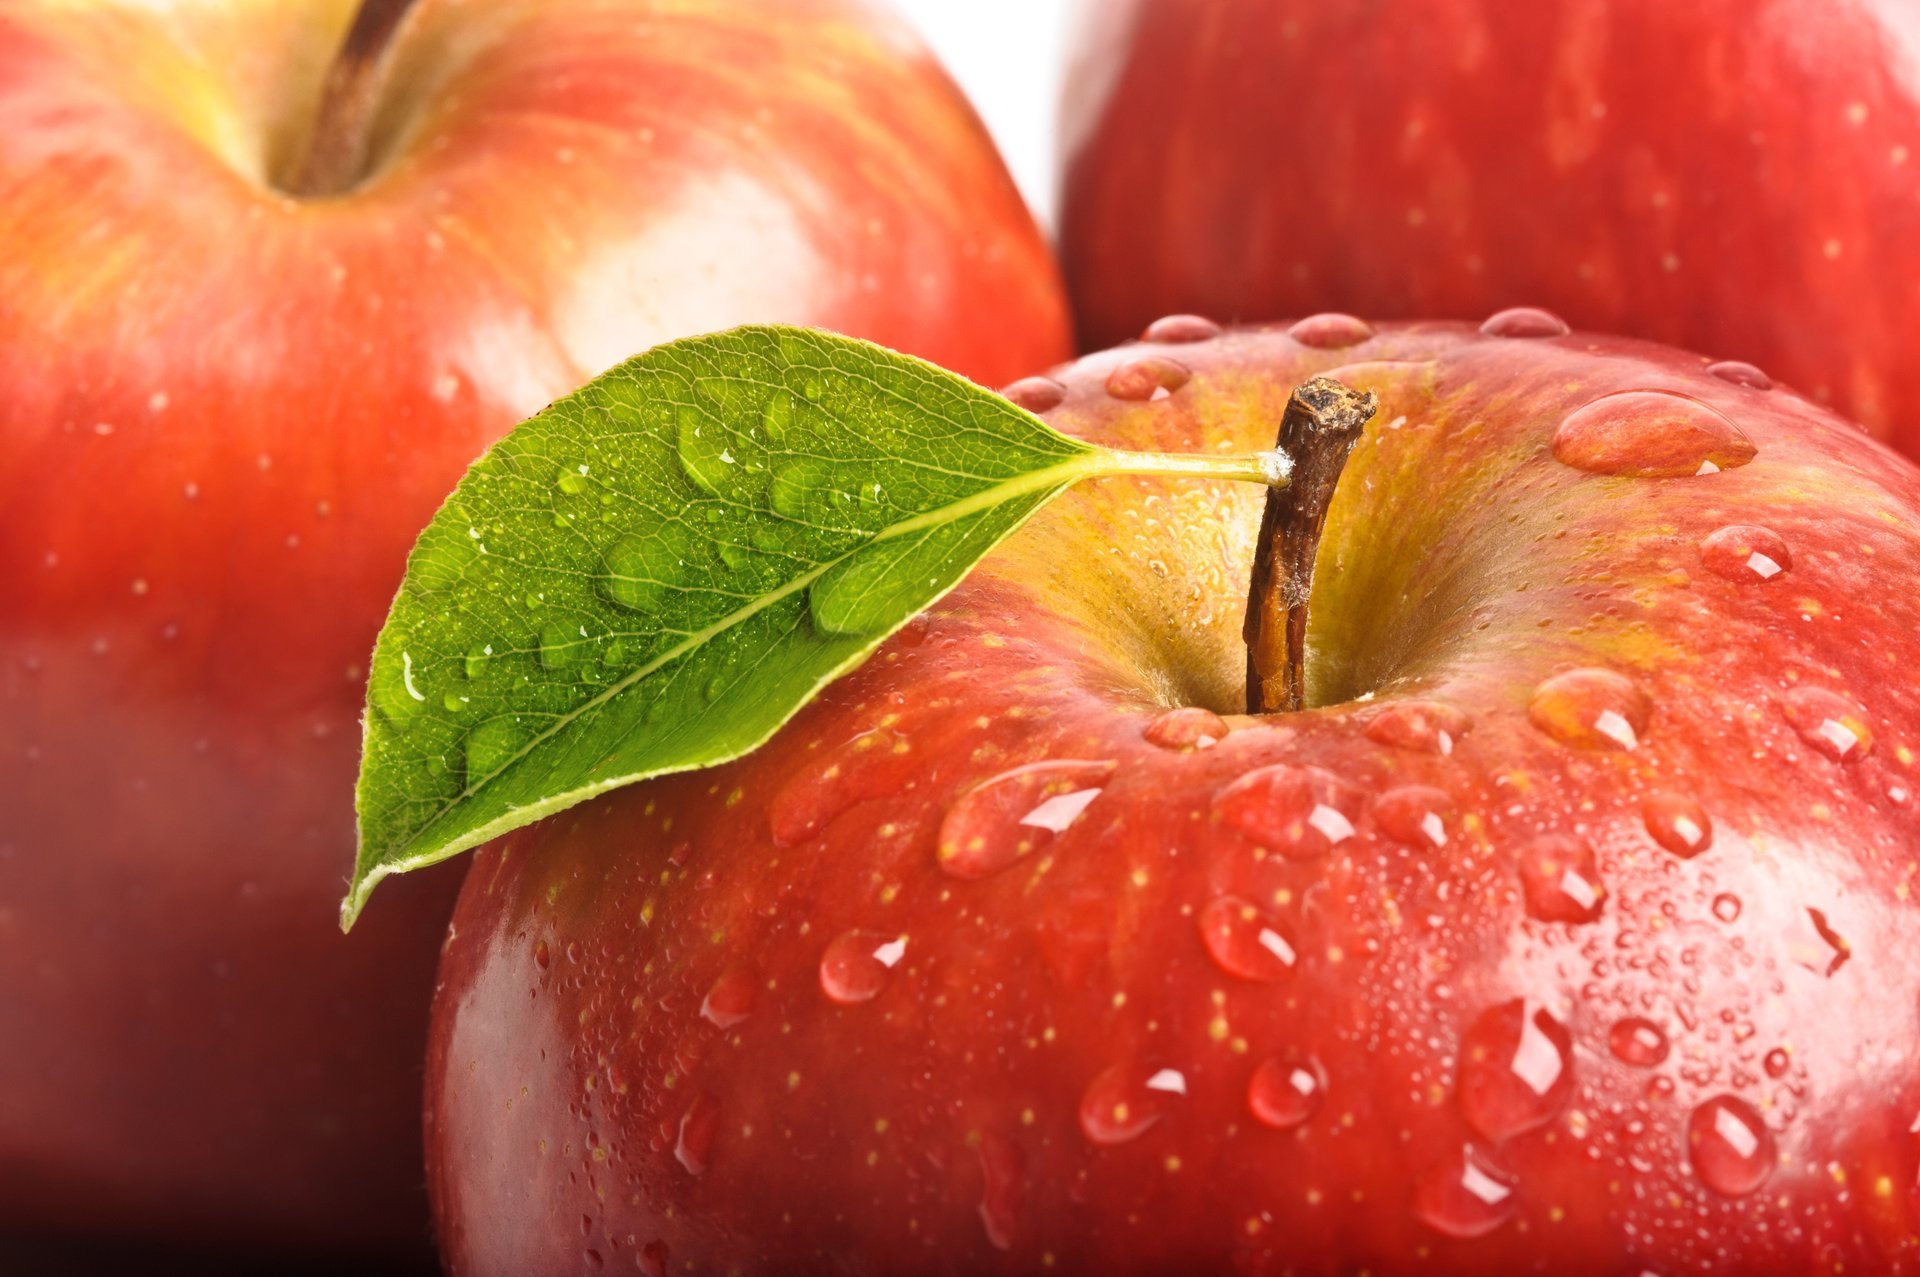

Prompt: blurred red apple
[425,313,1920,1273]
[1059,0,1920,448]
[0,0,1066,1259]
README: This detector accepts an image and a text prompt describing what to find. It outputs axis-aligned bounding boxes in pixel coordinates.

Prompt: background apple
[1058,0,1920,450]
[425,313,1920,1273]
[0,0,1067,1260]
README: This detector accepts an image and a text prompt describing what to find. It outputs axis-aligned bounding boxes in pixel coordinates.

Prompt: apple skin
[1058,0,1920,450]
[0,0,1067,1256]
[424,313,1920,1274]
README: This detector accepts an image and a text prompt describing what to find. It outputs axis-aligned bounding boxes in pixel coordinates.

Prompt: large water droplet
[1078,1063,1185,1145]
[1706,359,1772,390]
[1287,313,1374,349]
[1517,836,1607,924]
[1687,1095,1774,1197]
[1372,785,1455,849]
[1552,391,1756,477]
[1247,1055,1326,1130]
[1197,895,1298,981]
[1457,1000,1575,1141]
[1763,1048,1791,1078]
[462,716,530,782]
[538,620,590,670]
[369,649,429,722]
[1712,892,1743,922]
[1105,356,1192,401]
[1142,313,1223,343]
[1000,376,1066,413]
[769,726,919,847]
[1608,1017,1670,1067]
[1780,686,1872,762]
[1143,706,1229,750]
[976,1132,1023,1251]
[1642,792,1713,858]
[1700,524,1790,583]
[937,760,1115,879]
[760,391,794,441]
[1527,667,1650,751]
[1785,907,1851,976]
[1480,307,1569,338]
[1412,1144,1518,1239]
[601,535,669,613]
[1363,700,1471,755]
[819,930,907,1004]
[676,406,737,496]
[674,1093,721,1175]
[1212,763,1362,860]
[700,968,757,1029]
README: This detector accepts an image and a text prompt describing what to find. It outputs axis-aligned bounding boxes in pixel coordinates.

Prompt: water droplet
[1372,785,1456,849]
[1143,706,1229,750]
[976,1132,1023,1250]
[1700,524,1790,582]
[410,528,479,591]
[600,535,669,614]
[555,461,591,496]
[1527,667,1650,751]
[674,1093,721,1175]
[1480,307,1570,338]
[538,621,590,670]
[937,759,1115,879]
[1287,313,1374,349]
[769,726,921,847]
[1141,313,1223,343]
[1412,1144,1518,1239]
[1608,1017,1670,1067]
[1517,835,1607,924]
[1212,763,1361,860]
[1643,792,1713,858]
[1247,1055,1326,1129]
[770,461,837,521]
[700,968,756,1029]
[760,391,794,440]
[1197,895,1298,981]
[639,1241,670,1277]
[369,649,429,722]
[1457,1000,1575,1141]
[463,643,493,680]
[1363,700,1471,755]
[819,929,906,1004]
[1687,1095,1774,1196]
[1763,1048,1791,1078]
[1000,376,1066,413]
[1105,356,1192,401]
[1712,893,1743,923]
[1706,360,1772,390]
[1553,391,1756,477]
[675,406,736,496]
[1078,1063,1183,1145]
[1785,907,1851,976]
[462,717,529,781]
[533,939,551,970]
[1780,686,1872,762]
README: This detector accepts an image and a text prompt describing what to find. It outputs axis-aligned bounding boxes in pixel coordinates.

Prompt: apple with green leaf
[349,312,1920,1272]
[1059,0,1920,450]
[0,0,1066,1258]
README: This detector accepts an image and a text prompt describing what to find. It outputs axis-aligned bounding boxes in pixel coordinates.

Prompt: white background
[891,0,1074,230]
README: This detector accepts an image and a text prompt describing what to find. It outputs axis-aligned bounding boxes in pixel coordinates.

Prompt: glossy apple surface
[0,0,1067,1256]
[424,312,1920,1274]
[1059,0,1920,450]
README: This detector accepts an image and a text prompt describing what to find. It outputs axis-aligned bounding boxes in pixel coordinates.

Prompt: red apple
[0,0,1067,1258]
[1058,0,1920,450]
[424,311,1920,1274]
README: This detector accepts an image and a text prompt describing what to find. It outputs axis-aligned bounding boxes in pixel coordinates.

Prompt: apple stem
[283,0,422,197]
[1242,376,1376,714]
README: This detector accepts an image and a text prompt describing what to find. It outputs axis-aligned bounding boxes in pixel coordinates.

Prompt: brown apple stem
[283,0,422,197]
[1242,376,1376,714]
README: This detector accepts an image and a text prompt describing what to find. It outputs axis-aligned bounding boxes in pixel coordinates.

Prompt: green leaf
[345,325,1118,927]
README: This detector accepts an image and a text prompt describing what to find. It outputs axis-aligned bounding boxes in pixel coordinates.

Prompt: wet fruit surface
[427,322,1920,1273]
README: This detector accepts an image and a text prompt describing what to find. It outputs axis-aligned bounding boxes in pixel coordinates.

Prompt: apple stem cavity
[1242,376,1376,714]
[283,0,422,197]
